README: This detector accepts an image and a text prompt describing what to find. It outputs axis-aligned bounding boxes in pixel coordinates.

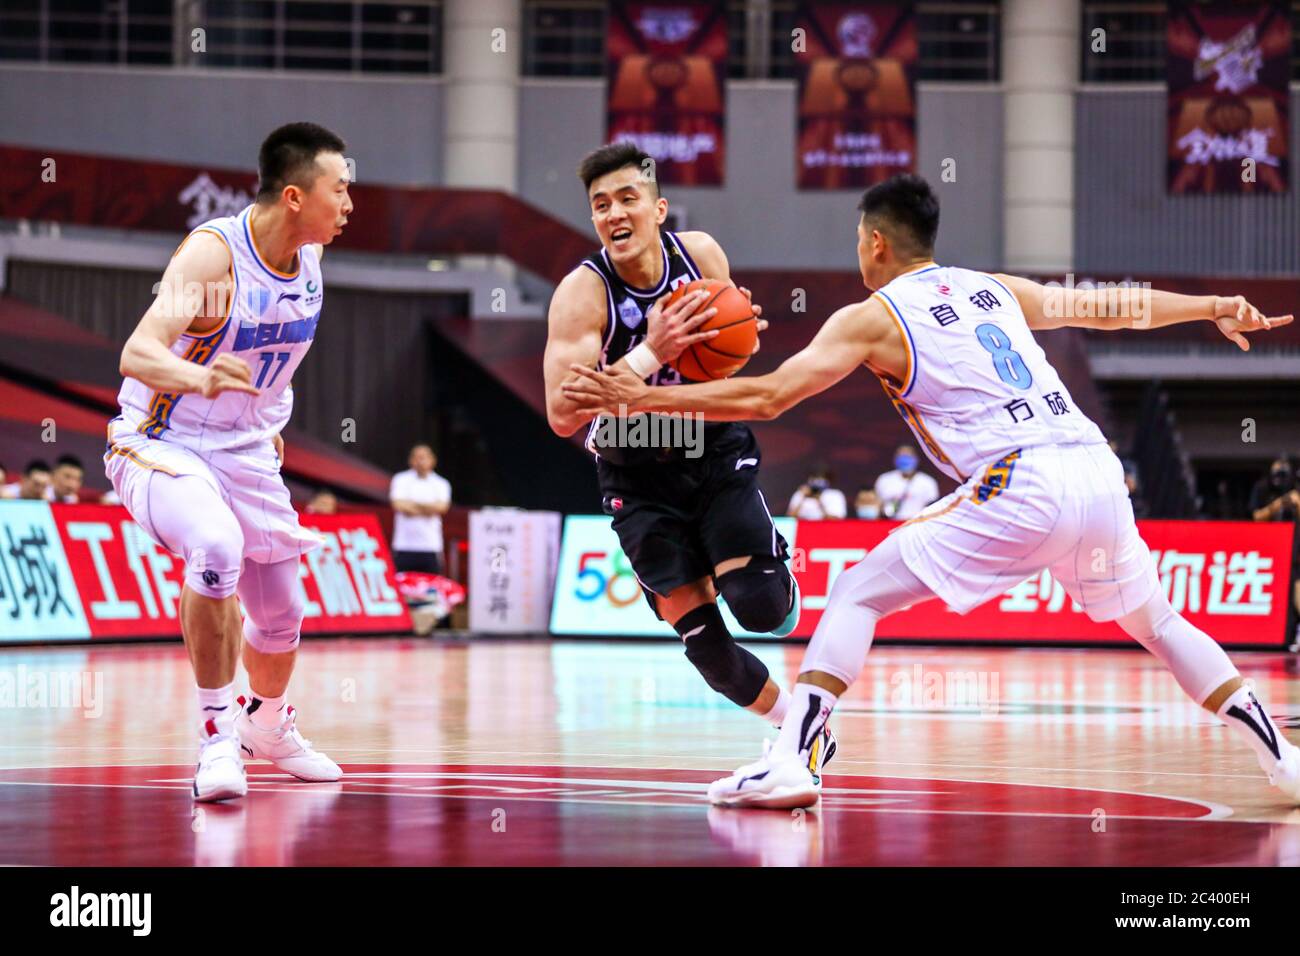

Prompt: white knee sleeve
[803,532,936,686]
[1116,591,1239,705]
[237,557,305,654]
[143,474,243,599]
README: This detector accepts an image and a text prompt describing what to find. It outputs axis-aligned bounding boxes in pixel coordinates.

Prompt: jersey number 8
[975,323,1032,389]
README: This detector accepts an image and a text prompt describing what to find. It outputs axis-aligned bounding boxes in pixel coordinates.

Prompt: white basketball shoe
[193,718,248,803]
[235,697,343,783]
[708,725,835,809]
[1265,742,1300,803]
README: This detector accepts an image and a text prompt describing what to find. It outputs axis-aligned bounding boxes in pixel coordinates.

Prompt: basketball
[665,278,757,381]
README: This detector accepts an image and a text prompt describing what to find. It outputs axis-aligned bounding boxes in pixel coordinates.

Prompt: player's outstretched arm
[995,273,1293,349]
[119,231,259,398]
[562,300,879,422]
[544,266,725,436]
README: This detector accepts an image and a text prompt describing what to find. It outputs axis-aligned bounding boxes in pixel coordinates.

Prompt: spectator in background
[390,443,452,574]
[50,455,84,504]
[306,487,338,515]
[787,465,847,520]
[874,445,939,520]
[0,463,7,498]
[1251,457,1300,523]
[853,487,883,519]
[3,460,53,501]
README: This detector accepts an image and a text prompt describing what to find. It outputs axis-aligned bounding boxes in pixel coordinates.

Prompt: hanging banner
[1168,0,1290,194]
[606,1,728,186]
[794,2,917,190]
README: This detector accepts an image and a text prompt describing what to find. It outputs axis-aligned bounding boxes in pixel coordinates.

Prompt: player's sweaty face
[589,168,660,261]
[303,151,353,244]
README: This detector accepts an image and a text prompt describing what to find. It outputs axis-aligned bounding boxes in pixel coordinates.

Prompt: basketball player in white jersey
[108,122,351,801]
[562,174,1300,808]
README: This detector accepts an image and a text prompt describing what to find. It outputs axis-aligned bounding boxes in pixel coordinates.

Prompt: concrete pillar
[443,0,519,190]
[1002,0,1078,272]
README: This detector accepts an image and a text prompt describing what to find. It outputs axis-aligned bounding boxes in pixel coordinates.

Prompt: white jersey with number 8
[869,264,1106,482]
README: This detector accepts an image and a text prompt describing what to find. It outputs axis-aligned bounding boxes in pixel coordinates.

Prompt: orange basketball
[666,279,757,381]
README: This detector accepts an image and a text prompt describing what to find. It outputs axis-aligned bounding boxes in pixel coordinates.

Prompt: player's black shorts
[596,423,789,618]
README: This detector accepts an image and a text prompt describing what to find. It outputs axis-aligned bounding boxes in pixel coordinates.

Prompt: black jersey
[579,229,742,467]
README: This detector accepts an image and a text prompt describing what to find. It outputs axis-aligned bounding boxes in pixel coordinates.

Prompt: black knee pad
[715,556,793,634]
[674,604,769,708]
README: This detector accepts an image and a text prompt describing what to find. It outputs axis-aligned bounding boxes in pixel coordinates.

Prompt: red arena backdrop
[0,501,409,642]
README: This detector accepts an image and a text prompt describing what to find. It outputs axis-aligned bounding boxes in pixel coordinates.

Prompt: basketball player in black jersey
[543,143,835,769]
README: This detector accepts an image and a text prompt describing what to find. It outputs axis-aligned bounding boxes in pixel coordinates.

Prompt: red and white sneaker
[194,718,247,803]
[235,697,343,782]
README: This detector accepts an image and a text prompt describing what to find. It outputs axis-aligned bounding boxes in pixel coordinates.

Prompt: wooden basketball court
[1,637,1297,866]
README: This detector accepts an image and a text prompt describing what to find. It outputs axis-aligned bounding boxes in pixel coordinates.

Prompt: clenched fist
[201,354,261,399]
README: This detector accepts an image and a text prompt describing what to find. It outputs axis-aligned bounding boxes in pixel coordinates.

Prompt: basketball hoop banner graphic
[606,1,728,186]
[794,2,918,190]
[1167,0,1290,194]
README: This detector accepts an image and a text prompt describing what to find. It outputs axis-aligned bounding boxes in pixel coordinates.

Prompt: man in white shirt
[874,444,939,519]
[786,467,847,520]
[390,444,452,575]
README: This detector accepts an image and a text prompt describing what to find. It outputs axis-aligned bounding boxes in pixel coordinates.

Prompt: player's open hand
[645,289,720,364]
[562,363,649,417]
[1212,296,1293,351]
[201,354,260,399]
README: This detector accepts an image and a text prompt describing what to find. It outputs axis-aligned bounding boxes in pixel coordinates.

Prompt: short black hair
[257,122,348,203]
[24,459,50,476]
[55,454,83,471]
[578,142,660,198]
[857,174,940,258]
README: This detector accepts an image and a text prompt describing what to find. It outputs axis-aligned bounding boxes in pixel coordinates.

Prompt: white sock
[197,681,236,738]
[247,692,287,730]
[771,683,838,760]
[1217,685,1290,770]
[763,686,791,728]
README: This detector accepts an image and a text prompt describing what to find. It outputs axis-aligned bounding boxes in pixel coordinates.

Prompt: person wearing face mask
[1250,457,1300,522]
[787,466,847,520]
[853,488,883,520]
[873,445,939,520]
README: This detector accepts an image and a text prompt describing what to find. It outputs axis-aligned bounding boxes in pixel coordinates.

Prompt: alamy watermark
[886,663,1001,715]
[589,404,705,459]
[1042,274,1154,328]
[0,666,103,718]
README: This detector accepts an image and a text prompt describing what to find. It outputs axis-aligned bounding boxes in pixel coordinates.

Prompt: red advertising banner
[1168,0,1290,193]
[791,519,1295,645]
[794,2,917,190]
[606,1,728,186]
[48,504,410,640]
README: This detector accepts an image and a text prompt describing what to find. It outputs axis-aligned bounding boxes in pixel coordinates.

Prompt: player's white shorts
[891,441,1161,621]
[104,415,320,565]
